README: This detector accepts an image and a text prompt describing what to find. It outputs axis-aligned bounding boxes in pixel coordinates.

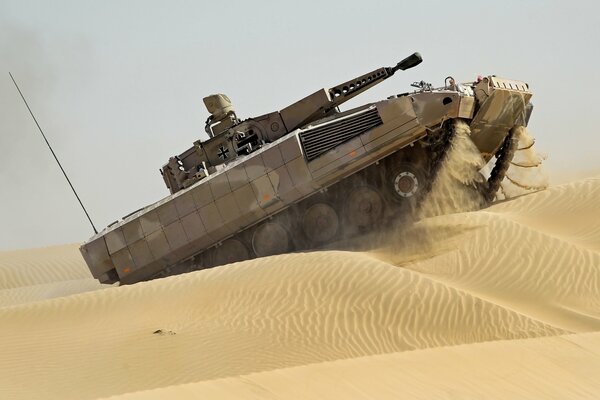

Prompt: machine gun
[161,52,423,194]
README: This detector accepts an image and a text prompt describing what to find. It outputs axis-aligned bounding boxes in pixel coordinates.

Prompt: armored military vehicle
[81,52,534,284]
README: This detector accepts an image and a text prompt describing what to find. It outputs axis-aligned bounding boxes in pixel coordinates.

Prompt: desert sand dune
[495,177,600,252]
[0,251,566,399]
[374,177,600,332]
[0,279,105,308]
[0,244,105,307]
[0,176,598,399]
[102,332,600,400]
[0,244,93,289]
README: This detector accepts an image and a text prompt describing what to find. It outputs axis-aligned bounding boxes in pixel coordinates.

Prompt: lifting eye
[442,97,453,105]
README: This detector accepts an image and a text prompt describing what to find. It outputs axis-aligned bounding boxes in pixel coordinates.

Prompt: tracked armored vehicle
[81,52,534,284]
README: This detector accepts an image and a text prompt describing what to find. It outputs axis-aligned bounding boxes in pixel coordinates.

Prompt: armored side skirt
[81,80,531,284]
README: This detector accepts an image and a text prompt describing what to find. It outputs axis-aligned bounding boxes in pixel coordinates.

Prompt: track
[151,119,520,280]
[483,128,519,203]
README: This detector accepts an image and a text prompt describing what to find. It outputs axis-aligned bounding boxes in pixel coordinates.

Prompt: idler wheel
[212,238,249,266]
[388,162,426,202]
[302,203,339,244]
[252,222,291,257]
[345,186,384,229]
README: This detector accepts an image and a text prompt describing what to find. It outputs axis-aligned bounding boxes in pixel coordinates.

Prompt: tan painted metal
[80,53,532,284]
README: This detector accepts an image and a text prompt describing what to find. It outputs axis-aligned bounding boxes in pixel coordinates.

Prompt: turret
[161,52,423,194]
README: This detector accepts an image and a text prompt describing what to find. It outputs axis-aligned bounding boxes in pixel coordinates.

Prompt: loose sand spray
[419,120,486,218]
[377,121,548,264]
[371,120,488,264]
[421,122,548,215]
[500,126,549,199]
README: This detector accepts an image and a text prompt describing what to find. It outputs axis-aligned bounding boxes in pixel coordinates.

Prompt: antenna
[9,72,98,234]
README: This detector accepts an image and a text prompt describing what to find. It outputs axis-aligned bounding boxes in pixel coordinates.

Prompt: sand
[0,176,599,399]
[103,332,600,399]
[0,244,106,307]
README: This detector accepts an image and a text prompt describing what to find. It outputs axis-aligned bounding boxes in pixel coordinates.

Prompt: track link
[484,127,520,203]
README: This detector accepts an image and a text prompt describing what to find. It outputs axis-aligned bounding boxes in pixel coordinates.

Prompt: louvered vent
[299,107,382,161]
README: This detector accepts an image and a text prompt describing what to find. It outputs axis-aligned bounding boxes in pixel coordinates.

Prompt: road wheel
[302,202,340,244]
[251,222,291,257]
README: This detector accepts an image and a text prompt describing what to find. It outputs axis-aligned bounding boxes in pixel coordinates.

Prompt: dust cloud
[378,122,548,265]
[499,126,549,199]
[0,16,95,250]
[420,122,549,216]
[419,120,486,218]
[0,21,54,175]
[359,121,489,265]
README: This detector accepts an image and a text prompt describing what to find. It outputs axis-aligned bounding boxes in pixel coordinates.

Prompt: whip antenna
[9,72,98,234]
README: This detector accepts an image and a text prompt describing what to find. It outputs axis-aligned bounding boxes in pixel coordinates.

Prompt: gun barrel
[328,52,422,111]
[391,52,423,73]
[279,52,423,132]
[327,67,391,110]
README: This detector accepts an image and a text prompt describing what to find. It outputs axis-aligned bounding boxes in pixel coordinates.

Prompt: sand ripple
[0,177,598,399]
[375,177,600,332]
[0,244,92,290]
[102,332,600,400]
[0,250,567,399]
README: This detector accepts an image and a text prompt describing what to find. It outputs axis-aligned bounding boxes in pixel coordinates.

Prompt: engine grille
[299,107,382,161]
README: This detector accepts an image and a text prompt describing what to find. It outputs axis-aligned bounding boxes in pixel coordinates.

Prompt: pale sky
[1,0,599,250]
